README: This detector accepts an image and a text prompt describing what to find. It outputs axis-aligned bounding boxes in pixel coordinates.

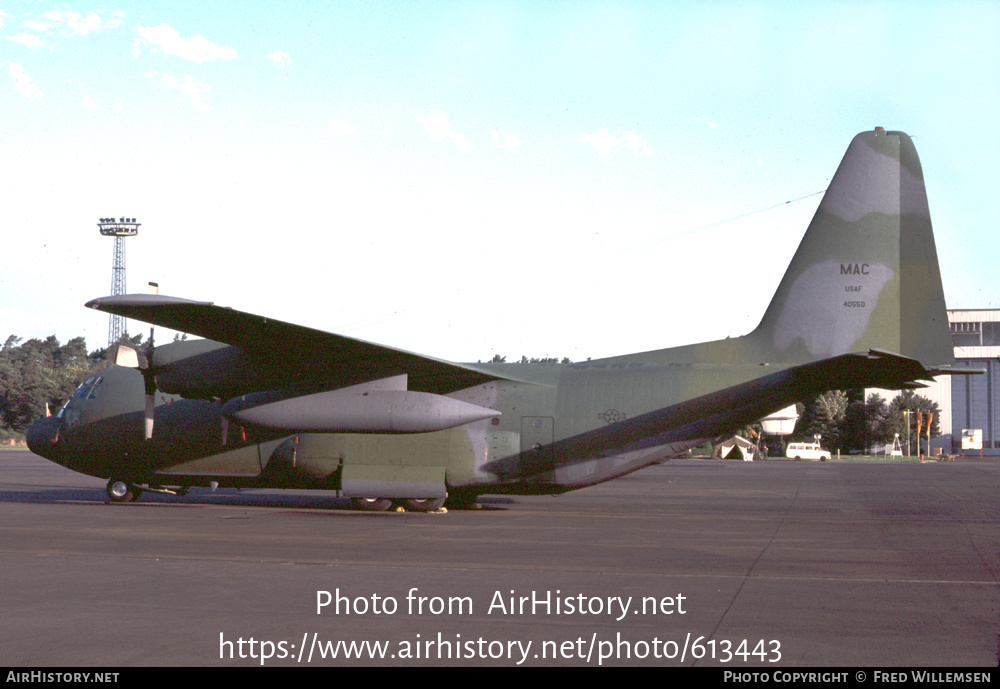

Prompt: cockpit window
[71,377,102,400]
[62,406,81,429]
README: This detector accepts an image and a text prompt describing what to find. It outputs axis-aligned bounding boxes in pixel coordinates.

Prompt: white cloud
[576,129,617,155]
[416,109,470,151]
[620,130,652,158]
[8,62,41,99]
[42,10,105,35]
[6,33,43,48]
[136,24,237,63]
[267,49,291,66]
[417,109,451,141]
[328,119,355,136]
[491,129,521,148]
[146,72,211,111]
[576,128,651,158]
[14,9,122,42]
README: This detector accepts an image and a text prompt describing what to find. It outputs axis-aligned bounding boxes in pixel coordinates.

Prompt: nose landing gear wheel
[107,479,142,503]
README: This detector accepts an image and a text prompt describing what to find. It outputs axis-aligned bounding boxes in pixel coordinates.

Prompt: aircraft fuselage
[30,353,778,501]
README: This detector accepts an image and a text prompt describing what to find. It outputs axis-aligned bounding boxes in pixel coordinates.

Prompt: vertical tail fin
[749,128,954,367]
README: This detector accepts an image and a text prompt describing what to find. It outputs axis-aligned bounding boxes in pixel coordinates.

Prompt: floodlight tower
[97,217,140,347]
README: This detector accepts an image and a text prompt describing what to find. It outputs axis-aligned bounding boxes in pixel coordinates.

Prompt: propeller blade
[145,393,155,440]
[111,344,148,370]
[141,350,157,440]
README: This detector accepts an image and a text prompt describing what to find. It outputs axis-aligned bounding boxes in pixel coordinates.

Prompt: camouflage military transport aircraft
[27,129,959,511]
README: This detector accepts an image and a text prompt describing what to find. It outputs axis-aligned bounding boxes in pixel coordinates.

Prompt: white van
[785,442,831,461]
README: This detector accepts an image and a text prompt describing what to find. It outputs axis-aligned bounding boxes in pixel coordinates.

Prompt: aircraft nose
[26,416,62,460]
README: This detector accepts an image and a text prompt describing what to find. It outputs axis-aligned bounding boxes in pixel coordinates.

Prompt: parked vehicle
[785,442,831,461]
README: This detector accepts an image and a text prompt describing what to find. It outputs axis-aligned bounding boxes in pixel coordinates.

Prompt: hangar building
[947,309,1000,455]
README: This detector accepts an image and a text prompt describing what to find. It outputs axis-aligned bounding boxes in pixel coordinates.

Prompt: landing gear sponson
[105,480,445,512]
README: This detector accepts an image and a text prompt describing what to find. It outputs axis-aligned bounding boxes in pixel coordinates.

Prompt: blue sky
[3,1,999,361]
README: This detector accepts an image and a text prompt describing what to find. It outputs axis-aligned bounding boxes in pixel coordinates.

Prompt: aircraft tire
[107,478,142,503]
[350,497,393,512]
[397,498,446,513]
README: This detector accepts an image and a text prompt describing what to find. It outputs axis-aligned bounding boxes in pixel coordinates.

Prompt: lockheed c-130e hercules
[28,129,962,512]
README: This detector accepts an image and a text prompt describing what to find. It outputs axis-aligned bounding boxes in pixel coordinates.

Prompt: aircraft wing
[86,294,506,395]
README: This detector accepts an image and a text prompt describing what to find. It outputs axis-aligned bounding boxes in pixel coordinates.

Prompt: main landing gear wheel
[396,498,446,513]
[107,478,142,503]
[351,497,393,512]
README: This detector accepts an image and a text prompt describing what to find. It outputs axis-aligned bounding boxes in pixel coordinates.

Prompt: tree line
[789,389,942,454]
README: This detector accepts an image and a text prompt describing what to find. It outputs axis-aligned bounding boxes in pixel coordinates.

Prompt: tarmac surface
[1,447,998,667]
